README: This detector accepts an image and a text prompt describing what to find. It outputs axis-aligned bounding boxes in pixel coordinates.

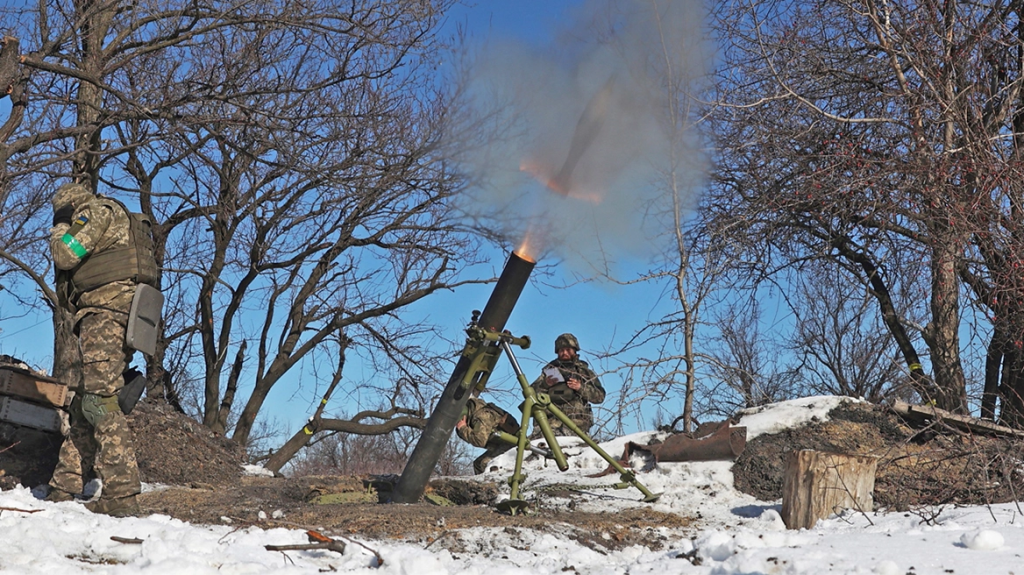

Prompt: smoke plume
[459,0,709,275]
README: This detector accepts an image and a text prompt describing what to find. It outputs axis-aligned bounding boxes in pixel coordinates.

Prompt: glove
[53,205,74,227]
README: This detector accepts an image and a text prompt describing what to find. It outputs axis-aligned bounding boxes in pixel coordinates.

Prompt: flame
[519,159,604,204]
[514,231,538,263]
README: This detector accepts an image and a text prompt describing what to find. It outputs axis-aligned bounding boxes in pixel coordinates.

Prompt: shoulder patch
[66,215,89,237]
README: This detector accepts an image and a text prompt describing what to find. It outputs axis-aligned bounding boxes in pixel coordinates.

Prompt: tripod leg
[529,406,569,471]
[541,402,661,502]
[506,396,534,503]
[496,397,535,516]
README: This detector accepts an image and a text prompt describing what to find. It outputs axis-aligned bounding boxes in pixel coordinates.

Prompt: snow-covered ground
[2,395,1022,574]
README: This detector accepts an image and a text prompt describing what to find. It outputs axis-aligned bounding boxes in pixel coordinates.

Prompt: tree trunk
[999,346,1024,427]
[923,242,967,413]
[51,273,82,390]
[982,325,1005,420]
[211,341,246,435]
[264,344,347,473]
[831,237,934,398]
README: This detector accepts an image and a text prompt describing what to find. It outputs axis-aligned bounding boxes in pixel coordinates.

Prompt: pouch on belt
[126,284,163,356]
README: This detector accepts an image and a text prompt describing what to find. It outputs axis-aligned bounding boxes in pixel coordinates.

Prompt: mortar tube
[390,250,535,503]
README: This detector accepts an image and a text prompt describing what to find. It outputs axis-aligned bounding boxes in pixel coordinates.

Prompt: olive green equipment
[455,319,528,395]
[459,400,557,460]
[492,430,555,459]
[471,327,661,515]
[71,368,146,424]
[126,284,163,356]
[79,393,121,426]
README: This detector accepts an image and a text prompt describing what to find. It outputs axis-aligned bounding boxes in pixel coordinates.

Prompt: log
[587,421,747,478]
[781,449,878,530]
[892,400,1024,439]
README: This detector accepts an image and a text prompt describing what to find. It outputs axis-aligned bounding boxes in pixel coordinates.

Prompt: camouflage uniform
[456,398,518,474]
[531,356,605,436]
[48,183,141,511]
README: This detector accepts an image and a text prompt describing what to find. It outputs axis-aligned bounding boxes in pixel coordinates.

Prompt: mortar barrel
[390,250,535,503]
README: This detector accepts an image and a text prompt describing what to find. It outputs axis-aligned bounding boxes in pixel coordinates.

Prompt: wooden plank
[0,396,63,433]
[0,367,68,407]
[781,450,878,530]
[892,400,1024,439]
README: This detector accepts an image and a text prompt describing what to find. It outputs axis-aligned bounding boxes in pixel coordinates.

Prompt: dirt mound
[731,401,1024,510]
[129,401,246,487]
[0,399,246,490]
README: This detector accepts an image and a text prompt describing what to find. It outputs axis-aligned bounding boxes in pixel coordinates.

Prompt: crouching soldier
[455,398,520,474]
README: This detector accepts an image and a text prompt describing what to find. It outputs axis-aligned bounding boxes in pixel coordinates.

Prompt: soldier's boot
[86,495,140,518]
[472,454,492,475]
[44,488,75,503]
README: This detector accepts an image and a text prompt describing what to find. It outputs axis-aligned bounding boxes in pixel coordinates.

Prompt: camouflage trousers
[50,299,140,500]
[472,439,515,475]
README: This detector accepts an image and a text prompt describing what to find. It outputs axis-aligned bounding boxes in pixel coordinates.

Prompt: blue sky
[0,0,692,440]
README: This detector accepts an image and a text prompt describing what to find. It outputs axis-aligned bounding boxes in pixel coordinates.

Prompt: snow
[4,395,1024,574]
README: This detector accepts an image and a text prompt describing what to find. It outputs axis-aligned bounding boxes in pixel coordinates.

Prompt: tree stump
[781,449,878,530]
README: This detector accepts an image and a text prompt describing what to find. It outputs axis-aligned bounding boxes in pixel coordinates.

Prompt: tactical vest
[71,197,159,292]
[540,361,595,405]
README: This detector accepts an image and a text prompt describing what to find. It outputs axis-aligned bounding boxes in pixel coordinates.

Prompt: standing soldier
[45,182,159,517]
[532,333,605,436]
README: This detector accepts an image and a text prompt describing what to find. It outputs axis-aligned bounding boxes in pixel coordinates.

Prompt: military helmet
[52,182,94,211]
[554,333,580,352]
[463,397,485,418]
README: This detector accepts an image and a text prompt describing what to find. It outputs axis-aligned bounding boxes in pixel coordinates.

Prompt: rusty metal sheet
[646,421,747,463]
[589,421,746,478]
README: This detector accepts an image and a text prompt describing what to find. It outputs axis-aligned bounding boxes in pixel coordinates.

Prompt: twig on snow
[0,507,41,514]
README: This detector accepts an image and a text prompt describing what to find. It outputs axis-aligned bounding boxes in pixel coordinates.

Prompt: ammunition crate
[0,395,63,433]
[0,366,68,408]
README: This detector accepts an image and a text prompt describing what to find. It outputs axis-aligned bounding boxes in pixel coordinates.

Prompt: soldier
[455,398,519,474]
[45,182,158,517]
[531,333,605,436]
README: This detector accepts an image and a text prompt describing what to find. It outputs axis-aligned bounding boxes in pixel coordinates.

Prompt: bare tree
[0,0,272,390]
[0,0,495,452]
[787,266,921,403]
[700,0,1024,416]
[701,300,797,416]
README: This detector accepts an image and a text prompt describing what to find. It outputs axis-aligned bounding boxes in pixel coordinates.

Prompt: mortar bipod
[493,336,661,515]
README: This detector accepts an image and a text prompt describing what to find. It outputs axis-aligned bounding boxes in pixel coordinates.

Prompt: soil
[0,400,691,552]
[2,397,1023,551]
[733,401,1024,510]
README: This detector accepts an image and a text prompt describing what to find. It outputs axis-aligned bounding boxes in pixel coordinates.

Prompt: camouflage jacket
[531,357,605,429]
[50,197,135,317]
[457,398,512,448]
